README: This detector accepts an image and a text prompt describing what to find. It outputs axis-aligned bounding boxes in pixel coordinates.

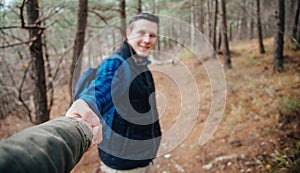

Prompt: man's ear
[126,29,131,40]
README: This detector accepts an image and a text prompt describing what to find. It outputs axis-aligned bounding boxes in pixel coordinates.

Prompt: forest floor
[0,38,299,173]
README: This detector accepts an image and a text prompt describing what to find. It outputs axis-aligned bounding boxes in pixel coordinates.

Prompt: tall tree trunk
[229,21,233,41]
[217,28,222,51]
[220,0,231,69]
[69,0,88,103]
[274,0,285,72]
[26,0,49,124]
[213,0,218,51]
[137,0,142,14]
[239,0,247,40]
[287,0,296,37]
[249,0,255,39]
[120,0,126,39]
[292,0,300,49]
[256,0,265,54]
[206,0,212,41]
[198,0,205,33]
[191,0,195,47]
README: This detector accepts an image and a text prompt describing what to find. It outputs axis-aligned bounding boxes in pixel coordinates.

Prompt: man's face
[126,19,158,57]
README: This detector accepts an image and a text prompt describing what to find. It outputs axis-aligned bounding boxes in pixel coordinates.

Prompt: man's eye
[149,34,157,38]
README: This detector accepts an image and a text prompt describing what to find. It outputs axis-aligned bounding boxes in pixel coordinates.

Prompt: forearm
[0,116,92,173]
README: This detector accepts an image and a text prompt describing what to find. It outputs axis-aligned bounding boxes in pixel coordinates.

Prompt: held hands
[66,99,102,145]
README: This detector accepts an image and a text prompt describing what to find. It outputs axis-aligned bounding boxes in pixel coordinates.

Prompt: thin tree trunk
[69,0,88,103]
[239,0,247,40]
[213,0,218,51]
[120,0,126,39]
[218,28,222,51]
[220,0,231,69]
[198,0,205,33]
[26,0,49,124]
[229,22,233,41]
[292,0,300,49]
[249,0,255,39]
[274,0,285,72]
[298,21,300,48]
[137,0,142,14]
[206,0,212,41]
[256,0,265,54]
[191,0,195,47]
[287,0,296,37]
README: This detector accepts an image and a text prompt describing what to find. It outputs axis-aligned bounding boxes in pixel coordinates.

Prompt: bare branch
[89,9,109,24]
[291,36,300,48]
[20,0,27,28]
[42,22,54,112]
[90,4,116,12]
[0,28,44,49]
[0,28,26,44]
[0,25,46,30]
[18,60,33,123]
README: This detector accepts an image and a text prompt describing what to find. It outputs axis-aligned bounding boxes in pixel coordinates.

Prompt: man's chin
[137,52,150,58]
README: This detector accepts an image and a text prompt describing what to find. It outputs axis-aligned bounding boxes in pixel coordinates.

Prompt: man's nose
[142,34,151,43]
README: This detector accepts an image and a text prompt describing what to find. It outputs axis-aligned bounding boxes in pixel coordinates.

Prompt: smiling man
[67,13,162,173]
[126,17,158,58]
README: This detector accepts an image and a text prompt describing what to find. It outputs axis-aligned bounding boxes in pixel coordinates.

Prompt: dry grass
[216,38,300,172]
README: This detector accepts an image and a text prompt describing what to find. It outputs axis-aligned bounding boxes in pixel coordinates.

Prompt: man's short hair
[128,13,159,30]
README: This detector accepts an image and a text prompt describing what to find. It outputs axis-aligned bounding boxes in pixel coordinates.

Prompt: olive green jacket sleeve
[0,116,93,173]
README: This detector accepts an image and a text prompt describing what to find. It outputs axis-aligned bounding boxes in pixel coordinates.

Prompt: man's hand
[66,99,102,145]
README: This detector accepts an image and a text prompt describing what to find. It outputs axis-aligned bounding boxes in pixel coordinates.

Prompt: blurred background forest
[0,0,299,172]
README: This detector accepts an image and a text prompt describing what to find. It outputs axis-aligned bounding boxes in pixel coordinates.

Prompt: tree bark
[292,0,300,49]
[256,0,265,54]
[239,0,247,40]
[206,0,212,41]
[198,0,205,33]
[249,0,255,39]
[26,0,49,124]
[69,0,88,102]
[137,0,142,14]
[218,28,222,51]
[191,0,195,47]
[213,0,218,51]
[120,0,126,39]
[274,0,285,72]
[220,0,231,69]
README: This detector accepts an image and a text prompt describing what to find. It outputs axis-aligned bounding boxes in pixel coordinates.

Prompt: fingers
[66,99,103,145]
[81,110,100,127]
[81,110,102,145]
[92,125,102,144]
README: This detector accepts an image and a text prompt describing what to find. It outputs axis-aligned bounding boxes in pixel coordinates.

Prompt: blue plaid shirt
[79,58,123,116]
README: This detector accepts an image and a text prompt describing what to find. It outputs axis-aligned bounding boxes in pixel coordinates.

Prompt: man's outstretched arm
[0,116,101,173]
